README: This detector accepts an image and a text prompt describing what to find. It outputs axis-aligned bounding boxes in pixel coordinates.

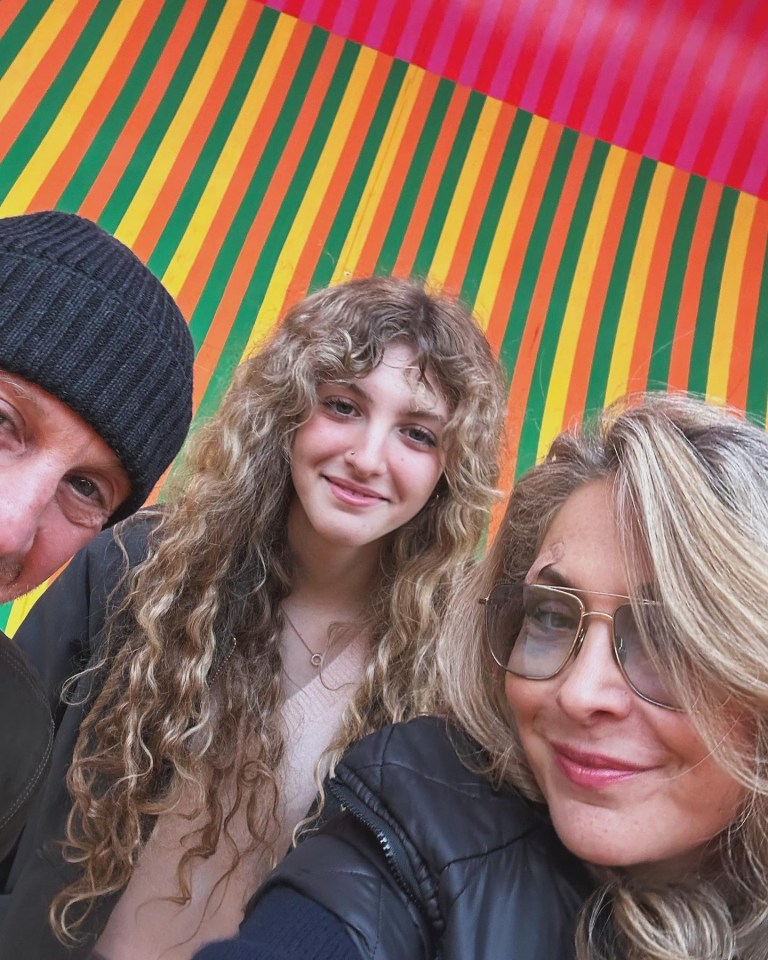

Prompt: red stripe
[379,0,412,57]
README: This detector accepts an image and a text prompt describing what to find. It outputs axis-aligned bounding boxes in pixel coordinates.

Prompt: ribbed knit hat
[0,210,194,523]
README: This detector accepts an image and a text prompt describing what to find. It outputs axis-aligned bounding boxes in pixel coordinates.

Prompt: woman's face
[505,480,746,874]
[289,342,448,558]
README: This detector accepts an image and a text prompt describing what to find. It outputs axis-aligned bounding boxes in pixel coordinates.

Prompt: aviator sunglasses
[480,582,680,710]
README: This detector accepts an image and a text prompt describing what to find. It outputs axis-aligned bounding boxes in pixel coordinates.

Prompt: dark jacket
[199,717,594,960]
[0,514,157,959]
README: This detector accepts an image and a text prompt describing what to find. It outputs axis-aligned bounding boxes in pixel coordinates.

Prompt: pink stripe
[674,0,762,169]
[517,4,585,114]
[611,2,694,146]
[546,4,609,124]
[484,0,541,102]
[709,63,768,184]
[329,0,357,36]
[423,0,471,77]
[741,115,768,198]
[455,0,506,89]
[638,0,723,156]
[364,0,398,49]
[579,4,635,134]
[289,0,324,23]
[390,1,432,64]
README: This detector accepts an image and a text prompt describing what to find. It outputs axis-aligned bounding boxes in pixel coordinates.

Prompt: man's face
[0,370,131,602]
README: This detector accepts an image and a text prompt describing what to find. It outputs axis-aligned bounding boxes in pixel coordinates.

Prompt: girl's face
[504,480,746,874]
[289,342,448,558]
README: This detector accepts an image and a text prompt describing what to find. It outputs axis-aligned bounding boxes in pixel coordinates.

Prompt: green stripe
[0,605,9,634]
[0,0,51,74]
[147,7,279,278]
[187,27,329,352]
[583,156,656,414]
[515,138,609,473]
[196,38,363,419]
[310,56,408,289]
[746,243,768,422]
[0,0,122,203]
[460,108,532,313]
[497,126,572,382]
[646,176,706,388]
[98,0,223,233]
[374,77,454,275]
[687,187,738,396]
[58,2,186,211]
[412,89,485,278]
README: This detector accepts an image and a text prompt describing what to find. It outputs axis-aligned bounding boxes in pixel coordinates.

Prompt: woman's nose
[554,616,633,720]
[344,428,387,475]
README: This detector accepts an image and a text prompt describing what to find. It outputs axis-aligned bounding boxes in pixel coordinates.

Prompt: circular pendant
[311,653,323,668]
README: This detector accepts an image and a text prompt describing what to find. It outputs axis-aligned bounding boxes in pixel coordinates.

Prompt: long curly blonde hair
[52,276,506,940]
[440,392,768,960]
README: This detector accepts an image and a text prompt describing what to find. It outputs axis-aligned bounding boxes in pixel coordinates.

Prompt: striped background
[1,0,767,630]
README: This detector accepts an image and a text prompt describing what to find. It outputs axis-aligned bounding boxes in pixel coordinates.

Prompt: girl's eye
[323,397,358,417]
[403,425,438,448]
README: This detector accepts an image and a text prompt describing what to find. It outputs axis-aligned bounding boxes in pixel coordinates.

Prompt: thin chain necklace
[282,606,330,669]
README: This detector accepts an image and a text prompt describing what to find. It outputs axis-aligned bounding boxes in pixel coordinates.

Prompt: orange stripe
[0,0,27,41]
[175,19,311,319]
[0,0,98,166]
[131,2,261,262]
[79,1,204,220]
[625,166,689,393]
[562,151,642,422]
[499,133,595,488]
[30,2,162,210]
[667,180,723,390]
[484,122,563,355]
[727,200,768,409]
[191,32,346,411]
[354,70,440,277]
[391,84,471,277]
[277,53,393,312]
[443,100,516,294]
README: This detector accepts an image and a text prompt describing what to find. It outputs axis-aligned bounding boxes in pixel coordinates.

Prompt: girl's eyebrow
[323,379,449,424]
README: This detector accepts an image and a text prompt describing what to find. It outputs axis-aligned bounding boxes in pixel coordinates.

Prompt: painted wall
[1,0,766,629]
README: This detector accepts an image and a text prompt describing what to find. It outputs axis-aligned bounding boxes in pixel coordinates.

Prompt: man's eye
[67,476,101,501]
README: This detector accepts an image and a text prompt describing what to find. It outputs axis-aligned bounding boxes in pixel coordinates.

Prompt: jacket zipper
[326,779,425,911]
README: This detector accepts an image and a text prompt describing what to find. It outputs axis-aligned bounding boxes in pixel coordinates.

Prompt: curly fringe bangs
[52,276,506,942]
[440,391,768,960]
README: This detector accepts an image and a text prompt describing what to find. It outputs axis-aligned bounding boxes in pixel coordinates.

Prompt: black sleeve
[194,889,361,960]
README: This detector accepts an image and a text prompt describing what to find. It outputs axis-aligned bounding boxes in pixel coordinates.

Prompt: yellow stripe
[5,581,49,637]
[474,114,549,330]
[0,0,143,216]
[707,193,756,403]
[162,15,296,296]
[536,146,628,458]
[242,45,378,356]
[330,63,426,284]
[0,0,78,128]
[115,0,249,246]
[603,162,675,405]
[427,97,502,288]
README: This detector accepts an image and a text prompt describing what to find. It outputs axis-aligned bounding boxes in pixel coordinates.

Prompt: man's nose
[0,470,52,557]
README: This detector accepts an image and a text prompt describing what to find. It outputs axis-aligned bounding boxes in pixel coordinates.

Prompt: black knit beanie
[0,210,194,523]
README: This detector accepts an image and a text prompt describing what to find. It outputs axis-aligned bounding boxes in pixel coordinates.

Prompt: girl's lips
[325,475,387,506]
[552,742,653,788]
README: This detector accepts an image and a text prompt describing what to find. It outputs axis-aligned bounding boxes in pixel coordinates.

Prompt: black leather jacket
[247,717,594,960]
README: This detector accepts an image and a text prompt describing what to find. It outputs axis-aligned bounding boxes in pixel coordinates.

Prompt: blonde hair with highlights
[439,392,768,960]
[52,276,506,940]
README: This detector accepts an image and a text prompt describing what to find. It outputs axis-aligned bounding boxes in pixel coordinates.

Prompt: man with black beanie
[0,210,194,861]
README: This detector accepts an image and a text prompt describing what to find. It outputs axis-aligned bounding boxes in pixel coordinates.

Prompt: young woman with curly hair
[0,277,506,960]
[199,392,768,960]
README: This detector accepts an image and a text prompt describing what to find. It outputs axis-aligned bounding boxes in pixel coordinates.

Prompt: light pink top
[93,637,368,960]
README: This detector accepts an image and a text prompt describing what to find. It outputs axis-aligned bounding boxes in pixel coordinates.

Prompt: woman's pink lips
[325,475,387,506]
[552,742,653,788]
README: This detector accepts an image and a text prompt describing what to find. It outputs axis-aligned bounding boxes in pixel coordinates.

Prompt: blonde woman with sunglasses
[197,392,768,960]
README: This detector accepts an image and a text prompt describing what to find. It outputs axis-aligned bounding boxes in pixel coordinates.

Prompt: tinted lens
[486,584,582,678]
[613,603,676,707]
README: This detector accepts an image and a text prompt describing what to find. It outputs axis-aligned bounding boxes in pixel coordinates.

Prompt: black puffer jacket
[226,717,594,960]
